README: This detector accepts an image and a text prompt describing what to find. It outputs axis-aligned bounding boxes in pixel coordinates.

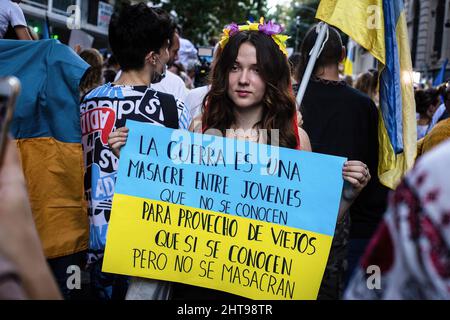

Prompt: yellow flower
[272,34,290,56]
[219,17,289,56]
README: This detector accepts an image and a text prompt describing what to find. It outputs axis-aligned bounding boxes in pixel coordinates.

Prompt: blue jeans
[344,238,371,289]
[89,258,129,300]
[48,251,86,300]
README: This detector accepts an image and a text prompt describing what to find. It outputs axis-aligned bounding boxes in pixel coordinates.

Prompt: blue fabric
[379,0,404,154]
[42,16,51,40]
[433,59,448,87]
[0,39,89,143]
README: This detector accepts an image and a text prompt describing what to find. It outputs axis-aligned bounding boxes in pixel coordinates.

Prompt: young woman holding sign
[109,19,371,300]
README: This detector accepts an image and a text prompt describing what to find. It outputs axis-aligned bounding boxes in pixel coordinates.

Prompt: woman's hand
[108,127,129,158]
[337,160,371,223]
[342,160,371,200]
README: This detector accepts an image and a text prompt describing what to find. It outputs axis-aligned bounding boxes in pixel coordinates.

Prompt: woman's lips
[236,90,251,97]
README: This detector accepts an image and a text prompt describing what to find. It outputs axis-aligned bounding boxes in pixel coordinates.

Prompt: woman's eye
[231,64,239,71]
[249,66,259,73]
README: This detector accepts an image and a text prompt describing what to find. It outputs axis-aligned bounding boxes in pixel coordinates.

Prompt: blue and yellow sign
[103,120,346,299]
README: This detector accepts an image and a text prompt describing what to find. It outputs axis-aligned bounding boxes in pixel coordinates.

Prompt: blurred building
[19,0,115,49]
[349,0,450,81]
[405,0,450,79]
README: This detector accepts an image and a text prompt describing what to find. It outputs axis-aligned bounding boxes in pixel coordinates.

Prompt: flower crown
[219,17,289,56]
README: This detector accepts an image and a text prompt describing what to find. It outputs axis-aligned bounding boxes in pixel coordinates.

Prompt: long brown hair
[355,71,378,101]
[202,31,298,149]
[79,49,104,96]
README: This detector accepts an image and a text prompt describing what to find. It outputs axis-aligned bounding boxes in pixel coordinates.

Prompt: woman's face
[157,40,170,67]
[227,42,266,110]
[427,98,440,118]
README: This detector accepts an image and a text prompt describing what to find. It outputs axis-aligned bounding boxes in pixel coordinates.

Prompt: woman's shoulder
[297,126,312,151]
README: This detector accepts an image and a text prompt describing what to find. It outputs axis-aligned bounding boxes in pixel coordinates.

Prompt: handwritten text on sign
[103,121,346,299]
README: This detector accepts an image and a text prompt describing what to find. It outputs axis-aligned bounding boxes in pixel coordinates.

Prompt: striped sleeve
[176,99,192,130]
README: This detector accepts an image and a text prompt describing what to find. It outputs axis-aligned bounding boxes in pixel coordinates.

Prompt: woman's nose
[238,70,250,85]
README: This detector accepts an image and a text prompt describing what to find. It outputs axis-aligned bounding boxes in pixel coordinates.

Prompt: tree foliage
[113,0,325,48]
[283,0,320,51]
[151,0,268,45]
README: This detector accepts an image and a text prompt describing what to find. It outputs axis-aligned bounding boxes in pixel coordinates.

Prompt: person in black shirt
[295,25,389,299]
[83,3,191,300]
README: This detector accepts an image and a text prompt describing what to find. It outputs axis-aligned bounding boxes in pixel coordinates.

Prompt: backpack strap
[158,92,179,129]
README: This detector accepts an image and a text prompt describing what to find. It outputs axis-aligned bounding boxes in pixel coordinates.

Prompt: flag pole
[296,22,329,109]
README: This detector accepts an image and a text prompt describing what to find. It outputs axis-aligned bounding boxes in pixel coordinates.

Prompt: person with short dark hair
[296,24,389,300]
[108,5,171,72]
[417,82,450,156]
[81,3,191,300]
[151,9,188,101]
[415,88,441,140]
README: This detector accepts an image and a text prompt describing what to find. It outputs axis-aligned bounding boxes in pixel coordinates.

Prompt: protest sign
[103,120,346,299]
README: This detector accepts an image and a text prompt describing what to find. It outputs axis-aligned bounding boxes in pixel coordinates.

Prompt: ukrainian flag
[316,0,417,189]
[0,39,90,258]
[344,38,355,76]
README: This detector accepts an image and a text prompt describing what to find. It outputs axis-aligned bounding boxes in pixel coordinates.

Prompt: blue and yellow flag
[0,39,90,258]
[344,38,356,76]
[316,0,417,189]
[433,58,448,87]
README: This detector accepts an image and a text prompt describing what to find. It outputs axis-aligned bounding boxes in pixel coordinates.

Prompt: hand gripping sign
[103,120,346,300]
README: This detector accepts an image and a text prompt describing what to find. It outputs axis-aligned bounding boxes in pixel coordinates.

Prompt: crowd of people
[1,1,449,300]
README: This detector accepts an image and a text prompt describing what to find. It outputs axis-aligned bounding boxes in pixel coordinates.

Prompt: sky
[267,0,291,13]
[267,0,291,8]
